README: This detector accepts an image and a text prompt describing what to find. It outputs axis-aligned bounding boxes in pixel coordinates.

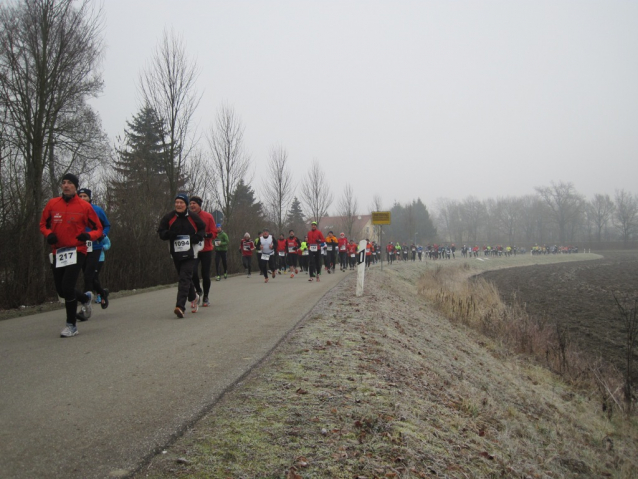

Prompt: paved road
[0,269,350,478]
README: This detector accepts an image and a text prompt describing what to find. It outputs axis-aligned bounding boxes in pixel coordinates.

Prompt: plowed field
[480,251,638,380]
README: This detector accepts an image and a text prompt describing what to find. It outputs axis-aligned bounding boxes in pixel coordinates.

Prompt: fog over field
[92,0,638,209]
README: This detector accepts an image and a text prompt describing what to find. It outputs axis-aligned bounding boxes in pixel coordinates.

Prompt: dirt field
[480,250,638,380]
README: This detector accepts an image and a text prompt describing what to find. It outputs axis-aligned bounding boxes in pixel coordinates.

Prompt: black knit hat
[62,173,79,189]
[78,188,92,199]
[190,196,203,207]
[175,192,189,204]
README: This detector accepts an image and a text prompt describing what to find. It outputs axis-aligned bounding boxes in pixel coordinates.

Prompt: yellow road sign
[372,211,391,225]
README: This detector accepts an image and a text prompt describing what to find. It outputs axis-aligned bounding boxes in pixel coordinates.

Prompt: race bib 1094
[174,235,191,253]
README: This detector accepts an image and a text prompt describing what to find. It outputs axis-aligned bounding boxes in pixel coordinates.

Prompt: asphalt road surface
[0,268,351,478]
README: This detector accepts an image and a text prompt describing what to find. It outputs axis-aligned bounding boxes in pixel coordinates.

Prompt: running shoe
[216,276,221,281]
[95,294,101,304]
[191,294,199,313]
[271,270,276,279]
[265,277,269,283]
[76,311,88,322]
[101,289,109,309]
[81,292,92,319]
[308,277,314,282]
[174,307,185,318]
[224,273,227,279]
[196,293,202,306]
[290,273,294,278]
[60,323,78,338]
[295,268,299,274]
[316,276,320,282]
[202,296,210,307]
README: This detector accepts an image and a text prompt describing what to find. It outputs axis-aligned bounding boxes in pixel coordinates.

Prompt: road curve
[0,269,351,478]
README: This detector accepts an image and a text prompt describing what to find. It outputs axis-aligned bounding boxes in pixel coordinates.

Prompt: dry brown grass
[417,262,632,419]
[137,257,638,479]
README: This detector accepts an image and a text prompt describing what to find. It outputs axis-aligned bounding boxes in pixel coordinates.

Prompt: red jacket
[240,239,255,256]
[40,195,103,254]
[286,237,300,254]
[198,209,217,252]
[337,237,348,251]
[307,228,325,246]
[347,243,357,255]
[277,239,287,255]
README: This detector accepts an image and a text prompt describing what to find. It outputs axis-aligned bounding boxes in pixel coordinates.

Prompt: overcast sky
[91,0,638,213]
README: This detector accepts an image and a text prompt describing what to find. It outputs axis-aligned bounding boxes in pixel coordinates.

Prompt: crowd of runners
[39,175,582,338]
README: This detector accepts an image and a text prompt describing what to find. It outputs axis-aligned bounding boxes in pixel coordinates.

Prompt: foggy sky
[91,0,638,213]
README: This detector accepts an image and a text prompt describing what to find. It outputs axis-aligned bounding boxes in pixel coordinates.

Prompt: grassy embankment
[134,253,635,477]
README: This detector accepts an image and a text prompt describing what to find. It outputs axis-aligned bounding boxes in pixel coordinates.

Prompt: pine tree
[230,179,266,238]
[110,105,171,211]
[104,106,176,289]
[285,196,306,237]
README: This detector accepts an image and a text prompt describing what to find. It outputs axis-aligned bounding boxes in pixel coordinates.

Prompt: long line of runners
[47,178,536,337]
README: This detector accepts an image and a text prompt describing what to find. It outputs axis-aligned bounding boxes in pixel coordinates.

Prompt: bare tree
[207,104,250,230]
[535,181,584,244]
[434,198,461,243]
[262,144,294,234]
[337,183,358,239]
[460,196,485,244]
[139,28,201,204]
[0,0,105,305]
[300,160,331,224]
[588,193,615,243]
[614,189,638,247]
[494,196,522,245]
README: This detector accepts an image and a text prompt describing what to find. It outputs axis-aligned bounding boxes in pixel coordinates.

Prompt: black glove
[205,232,213,238]
[76,232,91,242]
[191,235,203,244]
[47,233,58,245]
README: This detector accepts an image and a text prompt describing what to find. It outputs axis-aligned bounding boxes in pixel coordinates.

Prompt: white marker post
[355,239,367,297]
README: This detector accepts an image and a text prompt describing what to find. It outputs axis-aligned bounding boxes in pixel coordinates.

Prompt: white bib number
[261,253,271,261]
[302,250,309,256]
[278,251,285,256]
[174,235,191,252]
[56,247,77,268]
[309,244,318,252]
[340,245,346,251]
[288,247,295,253]
[327,245,333,251]
[86,240,93,253]
[350,253,356,258]
[215,240,221,247]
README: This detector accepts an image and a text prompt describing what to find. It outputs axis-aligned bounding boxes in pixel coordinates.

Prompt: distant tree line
[433,182,638,248]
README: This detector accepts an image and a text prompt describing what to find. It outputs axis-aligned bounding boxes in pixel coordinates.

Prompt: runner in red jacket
[346,239,358,270]
[277,234,288,274]
[189,196,216,307]
[306,221,326,281]
[337,232,348,271]
[239,233,255,277]
[40,173,104,338]
[286,230,301,277]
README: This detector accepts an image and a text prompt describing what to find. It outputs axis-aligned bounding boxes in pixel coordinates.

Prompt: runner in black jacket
[158,193,206,318]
